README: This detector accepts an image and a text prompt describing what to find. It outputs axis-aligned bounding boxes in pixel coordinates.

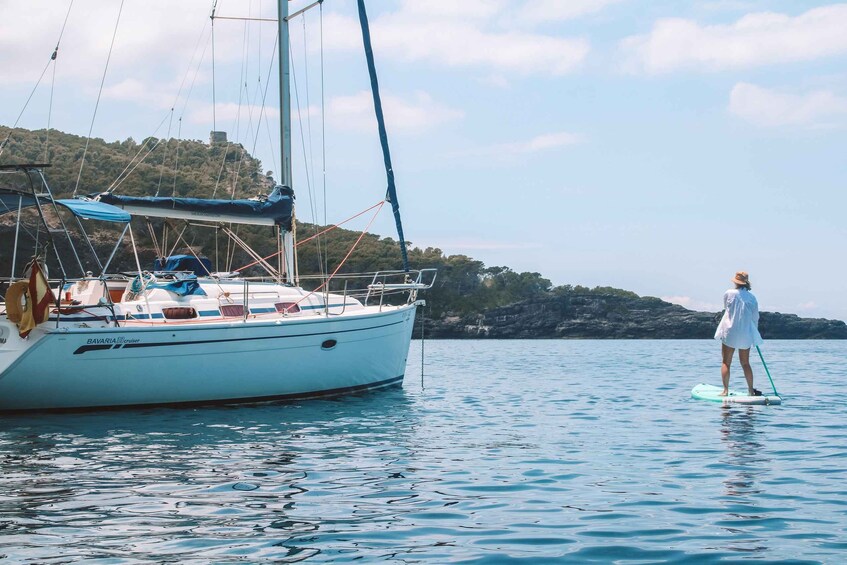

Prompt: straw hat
[732,271,750,286]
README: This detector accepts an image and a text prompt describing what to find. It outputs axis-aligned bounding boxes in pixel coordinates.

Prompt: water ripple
[1,340,845,562]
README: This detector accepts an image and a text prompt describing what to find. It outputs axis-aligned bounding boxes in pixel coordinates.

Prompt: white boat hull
[0,304,417,411]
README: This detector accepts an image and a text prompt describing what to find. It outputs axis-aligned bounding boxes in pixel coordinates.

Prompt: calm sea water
[1,340,845,563]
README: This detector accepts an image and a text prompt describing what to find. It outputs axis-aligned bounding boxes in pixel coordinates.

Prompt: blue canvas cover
[154,255,213,276]
[56,198,132,222]
[0,190,131,223]
[97,185,294,229]
[129,272,207,297]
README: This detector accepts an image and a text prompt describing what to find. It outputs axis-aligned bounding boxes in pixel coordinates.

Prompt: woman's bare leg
[721,344,735,396]
[739,348,755,394]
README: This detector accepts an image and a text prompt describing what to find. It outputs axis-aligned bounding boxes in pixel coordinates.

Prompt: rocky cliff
[420,292,847,339]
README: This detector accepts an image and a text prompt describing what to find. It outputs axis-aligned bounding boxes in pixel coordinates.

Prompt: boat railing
[364,269,438,307]
[0,275,124,328]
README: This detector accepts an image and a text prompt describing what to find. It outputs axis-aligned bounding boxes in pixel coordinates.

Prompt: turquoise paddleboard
[691,383,781,405]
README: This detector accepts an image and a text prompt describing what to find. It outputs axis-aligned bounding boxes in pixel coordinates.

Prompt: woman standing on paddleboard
[714,271,764,397]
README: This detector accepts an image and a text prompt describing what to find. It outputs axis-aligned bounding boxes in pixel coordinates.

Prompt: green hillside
[0,126,270,198]
[0,126,552,319]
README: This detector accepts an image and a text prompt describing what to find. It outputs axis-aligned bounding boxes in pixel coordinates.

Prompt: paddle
[756,345,780,397]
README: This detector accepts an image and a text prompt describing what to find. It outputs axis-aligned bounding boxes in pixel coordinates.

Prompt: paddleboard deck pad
[692,383,781,405]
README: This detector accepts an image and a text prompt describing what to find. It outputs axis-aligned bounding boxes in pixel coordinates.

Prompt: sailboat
[0,1,434,411]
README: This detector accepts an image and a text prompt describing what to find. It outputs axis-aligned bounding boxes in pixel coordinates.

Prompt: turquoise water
[1,340,845,563]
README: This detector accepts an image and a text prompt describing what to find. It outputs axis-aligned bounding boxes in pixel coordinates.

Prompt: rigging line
[228,85,249,200]
[163,222,227,296]
[45,0,76,164]
[289,34,322,270]
[247,27,280,176]
[157,9,211,196]
[107,111,171,192]
[291,201,386,309]
[299,12,326,285]
[45,58,57,164]
[230,75,266,200]
[146,219,162,259]
[176,19,213,124]
[232,199,384,273]
[172,34,211,193]
[108,137,160,192]
[320,1,328,261]
[302,16,316,206]
[250,29,279,160]
[214,14,250,200]
[171,118,183,198]
[213,16,277,22]
[170,10,212,122]
[211,140,231,199]
[108,138,163,193]
[243,77,263,171]
[0,60,51,159]
[0,200,38,244]
[220,225,281,279]
[211,0,218,131]
[73,0,125,198]
[156,109,174,197]
[165,15,214,193]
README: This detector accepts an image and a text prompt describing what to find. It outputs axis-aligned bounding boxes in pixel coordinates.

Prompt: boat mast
[278,0,296,283]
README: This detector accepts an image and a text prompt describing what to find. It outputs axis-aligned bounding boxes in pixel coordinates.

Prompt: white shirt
[714,288,764,349]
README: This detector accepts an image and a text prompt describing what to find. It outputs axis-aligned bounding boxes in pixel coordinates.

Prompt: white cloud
[729,82,847,127]
[322,5,590,76]
[471,131,584,157]
[662,296,722,312]
[328,91,463,134]
[398,0,507,21]
[187,102,280,127]
[516,0,625,25]
[620,4,847,73]
[0,1,233,85]
[477,74,512,89]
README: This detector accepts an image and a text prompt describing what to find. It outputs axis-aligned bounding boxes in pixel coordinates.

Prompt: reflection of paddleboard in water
[691,383,782,406]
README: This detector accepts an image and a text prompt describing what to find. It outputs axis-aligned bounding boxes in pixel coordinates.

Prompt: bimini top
[96,185,294,229]
[0,190,131,223]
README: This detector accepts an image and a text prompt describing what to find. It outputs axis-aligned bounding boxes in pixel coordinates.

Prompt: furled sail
[96,185,294,229]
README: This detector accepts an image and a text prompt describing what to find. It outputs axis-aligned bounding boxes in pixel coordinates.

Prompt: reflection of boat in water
[0,1,434,411]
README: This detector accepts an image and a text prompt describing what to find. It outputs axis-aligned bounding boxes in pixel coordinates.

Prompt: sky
[1,0,846,321]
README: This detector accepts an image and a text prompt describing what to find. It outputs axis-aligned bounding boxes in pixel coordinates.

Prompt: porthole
[321,339,337,350]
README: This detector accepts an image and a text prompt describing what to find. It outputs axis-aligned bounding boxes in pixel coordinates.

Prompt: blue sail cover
[154,255,213,276]
[56,198,132,222]
[97,185,294,229]
[0,190,131,223]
